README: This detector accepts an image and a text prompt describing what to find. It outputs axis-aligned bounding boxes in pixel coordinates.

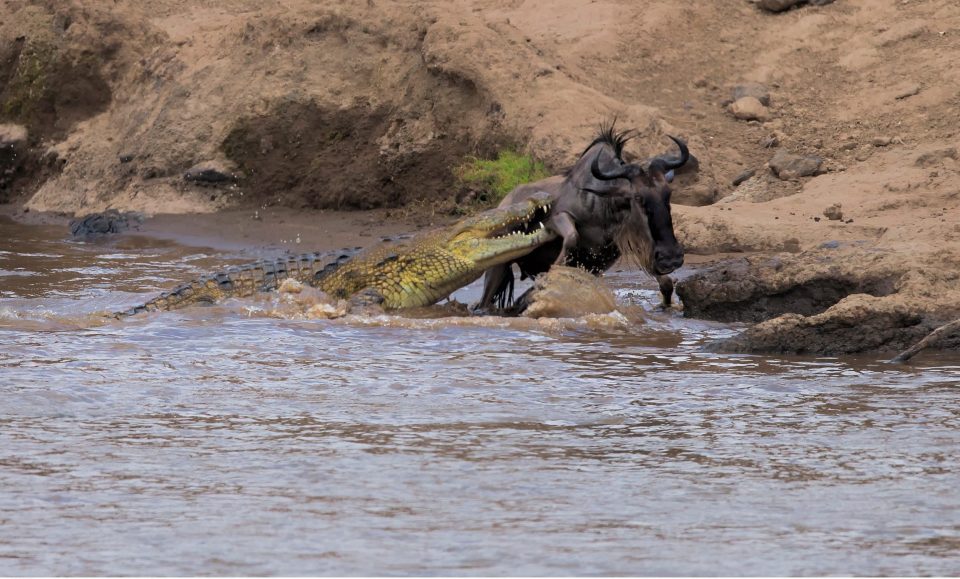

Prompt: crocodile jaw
[452,222,556,271]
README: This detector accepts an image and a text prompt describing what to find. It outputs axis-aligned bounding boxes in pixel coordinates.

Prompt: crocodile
[117,193,555,316]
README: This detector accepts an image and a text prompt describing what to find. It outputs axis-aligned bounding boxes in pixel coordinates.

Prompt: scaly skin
[117,193,554,316]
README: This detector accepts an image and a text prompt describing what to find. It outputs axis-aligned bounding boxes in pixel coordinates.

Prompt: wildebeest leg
[477,263,515,311]
[656,274,674,308]
[505,285,535,316]
[550,212,579,266]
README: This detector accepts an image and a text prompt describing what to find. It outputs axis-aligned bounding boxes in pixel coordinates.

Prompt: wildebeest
[476,123,689,312]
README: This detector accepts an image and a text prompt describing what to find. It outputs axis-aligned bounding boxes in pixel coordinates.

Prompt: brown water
[2,215,960,576]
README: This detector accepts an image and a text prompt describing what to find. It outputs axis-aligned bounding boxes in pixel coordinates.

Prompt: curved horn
[591,151,644,181]
[648,135,689,174]
[591,151,626,181]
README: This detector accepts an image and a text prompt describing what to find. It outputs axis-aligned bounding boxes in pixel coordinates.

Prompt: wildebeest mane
[563,121,635,177]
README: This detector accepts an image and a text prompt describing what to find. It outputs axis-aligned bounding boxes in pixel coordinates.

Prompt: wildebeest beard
[612,199,656,274]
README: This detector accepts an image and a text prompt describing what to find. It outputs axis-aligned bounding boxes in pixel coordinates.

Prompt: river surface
[1,214,959,575]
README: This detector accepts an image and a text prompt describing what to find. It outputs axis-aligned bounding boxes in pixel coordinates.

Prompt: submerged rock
[69,209,145,238]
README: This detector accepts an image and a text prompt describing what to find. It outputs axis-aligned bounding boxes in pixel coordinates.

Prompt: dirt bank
[2,0,959,355]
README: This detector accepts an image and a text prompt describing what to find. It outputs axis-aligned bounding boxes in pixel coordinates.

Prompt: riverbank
[3,0,959,355]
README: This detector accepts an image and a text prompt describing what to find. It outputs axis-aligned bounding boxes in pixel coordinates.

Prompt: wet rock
[768,150,822,180]
[709,297,929,355]
[732,83,770,106]
[522,266,617,318]
[183,160,239,185]
[728,96,770,122]
[678,249,960,355]
[915,148,958,167]
[69,209,145,238]
[676,252,900,324]
[823,203,843,221]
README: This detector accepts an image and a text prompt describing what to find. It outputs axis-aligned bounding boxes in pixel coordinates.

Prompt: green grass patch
[455,149,550,204]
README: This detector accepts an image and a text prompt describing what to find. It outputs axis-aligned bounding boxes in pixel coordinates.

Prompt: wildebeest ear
[665,170,675,183]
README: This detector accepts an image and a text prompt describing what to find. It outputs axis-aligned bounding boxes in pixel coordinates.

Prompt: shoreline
[0,201,443,254]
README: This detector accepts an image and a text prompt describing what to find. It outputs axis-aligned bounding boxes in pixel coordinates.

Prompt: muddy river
[1,215,959,575]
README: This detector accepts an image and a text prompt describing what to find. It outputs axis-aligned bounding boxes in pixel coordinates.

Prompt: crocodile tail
[309,251,358,286]
[115,250,359,318]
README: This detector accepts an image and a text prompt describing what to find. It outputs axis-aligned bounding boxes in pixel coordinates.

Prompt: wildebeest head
[566,124,689,276]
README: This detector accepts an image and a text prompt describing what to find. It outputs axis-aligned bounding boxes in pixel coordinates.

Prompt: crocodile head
[444,191,556,270]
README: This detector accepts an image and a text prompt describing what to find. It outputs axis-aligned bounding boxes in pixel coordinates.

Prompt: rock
[823,203,843,221]
[119,153,134,163]
[768,149,822,180]
[894,83,921,100]
[183,160,239,185]
[676,252,901,324]
[871,136,892,147]
[522,266,617,318]
[757,0,804,11]
[839,141,857,151]
[709,300,927,356]
[731,83,770,106]
[728,96,770,121]
[915,148,958,167]
[676,183,720,206]
[69,209,145,238]
[677,249,960,355]
[0,124,28,149]
[757,0,833,11]
[732,169,756,186]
